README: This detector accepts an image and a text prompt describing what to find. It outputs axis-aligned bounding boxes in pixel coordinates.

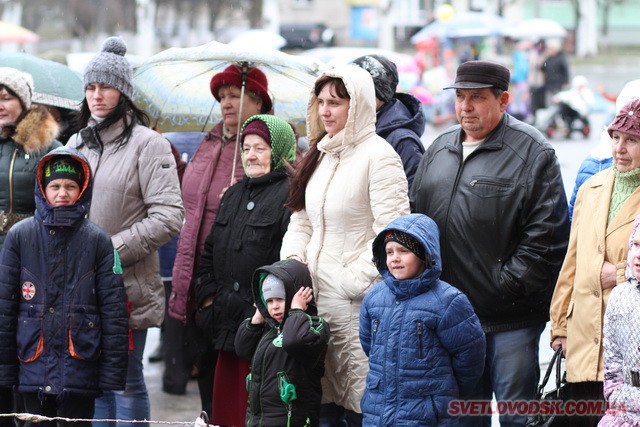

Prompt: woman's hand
[601,261,617,290]
[291,287,313,311]
[551,337,567,356]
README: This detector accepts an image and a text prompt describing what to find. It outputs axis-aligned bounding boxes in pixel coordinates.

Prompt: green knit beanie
[240,114,296,173]
[609,168,640,224]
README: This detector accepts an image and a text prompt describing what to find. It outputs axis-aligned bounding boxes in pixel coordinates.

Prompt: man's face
[454,88,509,142]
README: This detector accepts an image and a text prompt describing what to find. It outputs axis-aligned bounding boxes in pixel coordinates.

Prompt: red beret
[210,64,272,112]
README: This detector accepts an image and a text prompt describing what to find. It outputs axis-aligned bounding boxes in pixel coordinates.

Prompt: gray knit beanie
[0,67,33,110]
[352,54,399,103]
[84,37,133,99]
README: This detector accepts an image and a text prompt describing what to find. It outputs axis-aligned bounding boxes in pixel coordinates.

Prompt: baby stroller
[542,76,594,139]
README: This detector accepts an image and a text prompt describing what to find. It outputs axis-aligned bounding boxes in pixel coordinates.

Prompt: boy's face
[385,241,426,280]
[45,178,80,206]
[630,227,640,280]
[266,297,286,323]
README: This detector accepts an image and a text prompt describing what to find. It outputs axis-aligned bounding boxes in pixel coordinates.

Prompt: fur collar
[13,106,60,154]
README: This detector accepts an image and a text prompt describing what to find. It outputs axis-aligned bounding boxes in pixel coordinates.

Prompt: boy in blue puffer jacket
[0,146,128,427]
[360,213,486,426]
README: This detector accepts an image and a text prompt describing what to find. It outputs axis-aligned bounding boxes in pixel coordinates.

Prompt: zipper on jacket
[417,320,423,358]
[8,148,18,212]
[469,178,512,188]
[372,319,379,346]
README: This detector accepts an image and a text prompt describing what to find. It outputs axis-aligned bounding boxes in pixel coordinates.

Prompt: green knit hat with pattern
[240,114,296,173]
[609,168,640,224]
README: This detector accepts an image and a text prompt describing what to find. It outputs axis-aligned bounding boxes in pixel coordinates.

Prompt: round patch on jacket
[22,282,36,300]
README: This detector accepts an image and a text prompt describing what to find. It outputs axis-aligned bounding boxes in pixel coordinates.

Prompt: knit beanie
[0,67,33,110]
[241,114,296,172]
[42,155,85,188]
[261,274,286,301]
[608,99,640,138]
[352,54,399,103]
[384,229,426,261]
[84,37,133,100]
[210,64,272,112]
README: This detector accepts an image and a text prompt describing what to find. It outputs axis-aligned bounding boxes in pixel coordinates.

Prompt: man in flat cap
[410,60,570,426]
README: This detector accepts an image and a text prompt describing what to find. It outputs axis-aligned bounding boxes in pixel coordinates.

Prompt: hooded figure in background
[235,259,330,427]
[360,213,485,426]
[352,54,425,188]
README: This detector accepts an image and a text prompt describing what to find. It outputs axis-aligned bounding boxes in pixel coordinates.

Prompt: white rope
[0,412,217,426]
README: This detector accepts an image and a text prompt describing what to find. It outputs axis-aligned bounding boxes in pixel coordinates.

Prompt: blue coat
[360,213,485,426]
[0,146,128,398]
[376,93,426,188]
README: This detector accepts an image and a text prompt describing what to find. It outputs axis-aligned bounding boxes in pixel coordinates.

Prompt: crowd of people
[1,32,640,427]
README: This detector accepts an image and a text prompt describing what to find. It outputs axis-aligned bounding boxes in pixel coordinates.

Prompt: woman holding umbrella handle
[167,63,272,419]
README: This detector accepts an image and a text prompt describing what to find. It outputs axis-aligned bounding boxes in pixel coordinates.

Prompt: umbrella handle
[231,62,249,187]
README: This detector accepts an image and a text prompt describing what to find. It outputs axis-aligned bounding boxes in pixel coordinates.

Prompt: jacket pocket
[17,316,44,362]
[365,373,381,391]
[467,176,514,198]
[68,312,101,360]
[244,210,279,248]
[566,299,574,319]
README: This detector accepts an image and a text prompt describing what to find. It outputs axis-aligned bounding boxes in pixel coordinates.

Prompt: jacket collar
[446,113,508,153]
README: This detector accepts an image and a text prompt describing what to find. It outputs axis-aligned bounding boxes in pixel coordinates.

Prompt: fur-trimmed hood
[8,105,60,154]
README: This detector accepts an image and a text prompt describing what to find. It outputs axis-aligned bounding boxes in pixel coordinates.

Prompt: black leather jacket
[410,114,570,332]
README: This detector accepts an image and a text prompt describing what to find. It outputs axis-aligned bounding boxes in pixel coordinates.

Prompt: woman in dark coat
[195,114,297,426]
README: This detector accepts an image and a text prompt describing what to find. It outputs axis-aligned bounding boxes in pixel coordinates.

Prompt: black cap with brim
[444,82,495,90]
[443,60,511,92]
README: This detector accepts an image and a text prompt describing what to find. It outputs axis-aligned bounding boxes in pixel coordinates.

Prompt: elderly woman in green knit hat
[194,114,296,425]
[551,98,640,425]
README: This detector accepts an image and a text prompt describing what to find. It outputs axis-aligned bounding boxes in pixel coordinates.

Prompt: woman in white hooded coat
[281,64,410,425]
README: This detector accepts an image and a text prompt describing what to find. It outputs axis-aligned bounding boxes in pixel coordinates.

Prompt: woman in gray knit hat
[0,66,63,427]
[66,36,184,427]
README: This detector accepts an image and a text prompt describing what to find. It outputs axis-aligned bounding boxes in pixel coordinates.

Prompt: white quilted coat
[280,64,410,413]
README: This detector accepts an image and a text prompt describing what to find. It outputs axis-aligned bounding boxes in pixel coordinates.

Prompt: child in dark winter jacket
[360,213,486,426]
[235,259,330,427]
[0,146,128,427]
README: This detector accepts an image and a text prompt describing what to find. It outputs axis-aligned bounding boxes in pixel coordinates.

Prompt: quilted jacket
[360,213,485,426]
[0,146,128,397]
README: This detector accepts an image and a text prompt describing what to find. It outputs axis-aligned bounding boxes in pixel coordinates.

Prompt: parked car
[280,23,335,49]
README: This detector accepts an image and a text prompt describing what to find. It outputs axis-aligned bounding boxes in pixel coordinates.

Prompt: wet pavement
[144,327,202,426]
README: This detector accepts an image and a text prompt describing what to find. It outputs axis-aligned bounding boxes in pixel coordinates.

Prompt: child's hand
[251,307,265,325]
[291,287,313,311]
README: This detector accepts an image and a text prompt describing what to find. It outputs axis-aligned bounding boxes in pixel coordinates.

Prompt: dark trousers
[319,403,362,427]
[0,388,14,427]
[560,381,605,427]
[22,393,94,427]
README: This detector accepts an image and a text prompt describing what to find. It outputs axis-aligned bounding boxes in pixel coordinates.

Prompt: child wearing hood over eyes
[235,258,330,427]
[600,214,640,427]
[360,213,486,426]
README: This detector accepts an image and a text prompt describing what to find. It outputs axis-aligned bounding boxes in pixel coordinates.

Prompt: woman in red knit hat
[167,64,272,420]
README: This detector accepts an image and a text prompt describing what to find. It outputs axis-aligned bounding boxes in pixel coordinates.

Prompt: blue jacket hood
[372,213,442,299]
[376,92,426,139]
[34,146,93,228]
